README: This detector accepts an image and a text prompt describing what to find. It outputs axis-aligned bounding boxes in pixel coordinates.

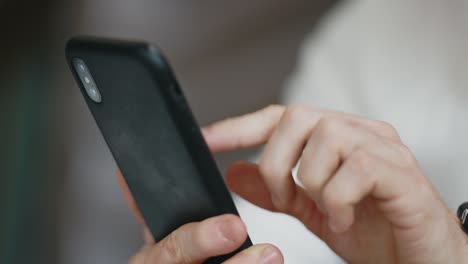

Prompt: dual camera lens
[72,58,102,103]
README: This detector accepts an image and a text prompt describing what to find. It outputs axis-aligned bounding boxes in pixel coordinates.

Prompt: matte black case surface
[65,37,252,263]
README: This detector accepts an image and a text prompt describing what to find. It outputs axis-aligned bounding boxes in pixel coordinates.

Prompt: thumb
[226,161,325,239]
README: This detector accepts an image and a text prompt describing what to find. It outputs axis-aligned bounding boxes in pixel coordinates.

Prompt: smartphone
[65,36,252,263]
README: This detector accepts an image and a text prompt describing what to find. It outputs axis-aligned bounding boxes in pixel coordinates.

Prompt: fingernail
[328,217,340,233]
[261,246,281,264]
[270,194,282,208]
[328,216,347,233]
[218,219,236,242]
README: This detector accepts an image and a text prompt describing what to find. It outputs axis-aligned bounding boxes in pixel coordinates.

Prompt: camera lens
[86,84,101,103]
[73,58,102,103]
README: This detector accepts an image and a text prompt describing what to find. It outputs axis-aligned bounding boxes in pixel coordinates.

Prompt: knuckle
[348,149,374,173]
[283,105,309,123]
[317,117,345,139]
[396,143,417,167]
[161,232,186,263]
[313,118,345,152]
[374,120,401,140]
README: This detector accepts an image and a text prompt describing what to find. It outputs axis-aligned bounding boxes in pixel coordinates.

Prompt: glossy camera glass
[73,58,102,103]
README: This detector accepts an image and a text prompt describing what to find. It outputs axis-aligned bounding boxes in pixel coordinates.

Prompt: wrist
[459,240,468,264]
[457,248,468,264]
[429,209,468,264]
[455,229,468,264]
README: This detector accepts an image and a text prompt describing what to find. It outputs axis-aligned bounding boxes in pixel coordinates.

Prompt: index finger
[201,105,285,153]
[201,105,401,153]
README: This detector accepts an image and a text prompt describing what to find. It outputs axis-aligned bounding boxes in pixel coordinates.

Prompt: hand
[202,105,468,264]
[117,171,283,264]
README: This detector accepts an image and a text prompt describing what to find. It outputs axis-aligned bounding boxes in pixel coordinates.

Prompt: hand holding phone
[65,37,255,263]
[123,190,281,264]
[117,170,283,263]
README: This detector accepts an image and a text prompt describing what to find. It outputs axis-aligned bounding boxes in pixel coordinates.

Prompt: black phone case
[65,37,252,263]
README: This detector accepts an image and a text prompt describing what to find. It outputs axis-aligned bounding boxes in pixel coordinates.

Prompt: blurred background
[4,1,468,263]
[1,1,337,263]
